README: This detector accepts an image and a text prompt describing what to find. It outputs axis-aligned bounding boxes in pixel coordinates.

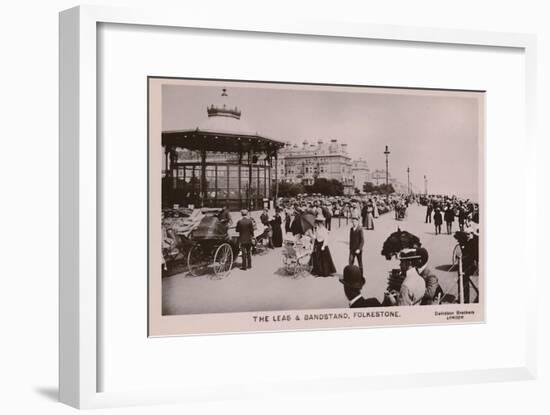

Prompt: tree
[275,181,306,197]
[363,181,376,193]
[363,181,395,195]
[378,183,395,194]
[328,179,344,196]
[305,178,344,196]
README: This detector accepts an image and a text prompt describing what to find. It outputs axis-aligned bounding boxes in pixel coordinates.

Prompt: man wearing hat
[236,209,254,271]
[349,215,365,276]
[321,202,332,231]
[340,265,380,307]
[425,200,433,223]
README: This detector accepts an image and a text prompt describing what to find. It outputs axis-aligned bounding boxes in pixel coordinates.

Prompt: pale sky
[162,81,482,198]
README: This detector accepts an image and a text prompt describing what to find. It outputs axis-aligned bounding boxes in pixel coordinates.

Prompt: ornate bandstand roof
[162,88,284,154]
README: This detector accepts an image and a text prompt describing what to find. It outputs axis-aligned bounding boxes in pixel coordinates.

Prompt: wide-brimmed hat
[240,209,249,216]
[340,265,365,289]
[398,248,421,260]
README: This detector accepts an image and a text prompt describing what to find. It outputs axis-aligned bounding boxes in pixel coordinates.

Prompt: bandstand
[162,89,285,211]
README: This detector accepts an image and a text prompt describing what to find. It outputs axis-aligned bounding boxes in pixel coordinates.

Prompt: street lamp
[384,145,390,187]
[424,175,428,195]
[407,167,410,195]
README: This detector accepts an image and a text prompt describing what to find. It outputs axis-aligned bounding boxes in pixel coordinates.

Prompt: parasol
[381,228,422,260]
[300,212,316,232]
[290,212,316,235]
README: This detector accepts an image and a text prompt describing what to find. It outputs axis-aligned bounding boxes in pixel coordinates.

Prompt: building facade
[278,139,355,195]
[368,168,415,194]
[351,158,370,191]
[370,168,387,186]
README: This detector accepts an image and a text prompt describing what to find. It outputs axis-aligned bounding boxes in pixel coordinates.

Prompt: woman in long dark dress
[270,209,283,248]
[361,202,368,228]
[310,216,336,277]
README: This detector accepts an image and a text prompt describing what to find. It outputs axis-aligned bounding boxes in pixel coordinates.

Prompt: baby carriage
[282,238,313,277]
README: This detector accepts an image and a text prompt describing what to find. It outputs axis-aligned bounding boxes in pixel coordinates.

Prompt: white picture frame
[59,4,538,409]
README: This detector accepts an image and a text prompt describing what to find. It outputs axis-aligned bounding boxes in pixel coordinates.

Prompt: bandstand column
[248,149,253,210]
[238,151,243,209]
[264,159,268,201]
[200,150,207,207]
[274,153,278,202]
[214,165,218,204]
[164,146,170,176]
[169,148,178,190]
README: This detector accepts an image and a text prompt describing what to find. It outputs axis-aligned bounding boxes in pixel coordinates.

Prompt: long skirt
[272,223,283,247]
[364,213,374,230]
[311,240,336,277]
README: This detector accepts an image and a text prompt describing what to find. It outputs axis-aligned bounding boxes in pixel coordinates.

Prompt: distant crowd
[422,195,479,235]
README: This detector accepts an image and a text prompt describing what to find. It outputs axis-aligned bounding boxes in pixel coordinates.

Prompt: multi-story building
[368,168,415,194]
[370,169,387,186]
[351,158,370,191]
[279,139,355,195]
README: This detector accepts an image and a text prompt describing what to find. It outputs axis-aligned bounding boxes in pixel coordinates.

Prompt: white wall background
[0,0,548,414]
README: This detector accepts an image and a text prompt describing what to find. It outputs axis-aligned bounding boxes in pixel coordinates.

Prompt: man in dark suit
[444,204,455,234]
[425,201,433,223]
[321,203,332,231]
[348,216,365,276]
[236,209,254,270]
[339,265,380,308]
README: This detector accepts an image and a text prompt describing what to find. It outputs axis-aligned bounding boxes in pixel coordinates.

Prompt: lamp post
[384,145,390,187]
[407,166,410,195]
[424,175,428,195]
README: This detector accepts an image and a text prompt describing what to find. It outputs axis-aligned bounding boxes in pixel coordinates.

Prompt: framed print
[148,78,485,337]
[59,4,538,409]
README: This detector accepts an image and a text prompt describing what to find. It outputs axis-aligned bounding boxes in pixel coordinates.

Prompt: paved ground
[162,204,469,315]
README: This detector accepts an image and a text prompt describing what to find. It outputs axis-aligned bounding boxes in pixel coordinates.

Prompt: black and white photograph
[148,78,483,335]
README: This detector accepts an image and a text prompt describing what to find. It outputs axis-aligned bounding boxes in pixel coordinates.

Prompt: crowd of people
[423,195,479,235]
[162,190,479,307]
[236,191,479,306]
[247,195,393,278]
